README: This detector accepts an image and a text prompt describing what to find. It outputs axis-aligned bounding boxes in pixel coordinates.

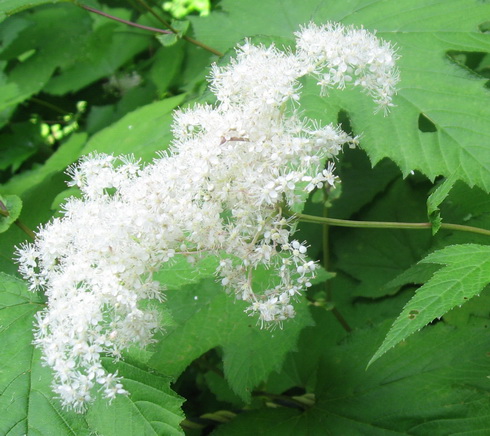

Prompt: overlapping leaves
[0,273,185,435]
[0,0,489,434]
[213,318,490,435]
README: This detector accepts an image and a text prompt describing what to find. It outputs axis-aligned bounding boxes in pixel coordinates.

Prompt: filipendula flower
[16,22,399,411]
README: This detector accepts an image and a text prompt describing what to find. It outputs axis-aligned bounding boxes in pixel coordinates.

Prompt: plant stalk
[296,213,490,236]
[78,4,173,34]
[0,208,36,240]
[78,3,223,57]
[322,190,352,332]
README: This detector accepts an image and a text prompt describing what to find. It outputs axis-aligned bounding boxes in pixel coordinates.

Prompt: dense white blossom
[16,22,399,411]
[295,22,400,110]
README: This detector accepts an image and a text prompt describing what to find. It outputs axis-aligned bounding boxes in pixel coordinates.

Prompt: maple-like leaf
[189,0,490,191]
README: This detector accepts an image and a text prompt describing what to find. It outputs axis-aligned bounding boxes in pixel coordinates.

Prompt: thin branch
[331,307,352,332]
[133,0,224,56]
[296,213,490,237]
[181,34,223,57]
[78,4,173,35]
[322,190,352,333]
[0,208,36,240]
[134,0,174,29]
[29,97,69,115]
[77,3,223,57]
[15,220,36,240]
[322,191,330,294]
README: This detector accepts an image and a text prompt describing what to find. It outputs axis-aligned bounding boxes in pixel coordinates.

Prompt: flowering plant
[16,22,399,411]
[1,0,490,433]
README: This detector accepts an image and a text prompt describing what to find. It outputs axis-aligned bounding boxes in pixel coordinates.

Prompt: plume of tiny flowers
[16,22,399,412]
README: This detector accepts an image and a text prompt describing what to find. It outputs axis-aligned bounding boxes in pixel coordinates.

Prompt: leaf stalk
[296,213,490,236]
[0,208,36,240]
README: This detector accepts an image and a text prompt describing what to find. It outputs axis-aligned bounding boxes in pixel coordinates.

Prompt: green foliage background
[0,0,489,434]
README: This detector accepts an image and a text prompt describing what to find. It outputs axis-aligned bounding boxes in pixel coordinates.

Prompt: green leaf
[190,0,490,191]
[444,286,490,327]
[0,9,28,41]
[333,178,433,298]
[86,359,185,436]
[0,273,184,434]
[0,120,44,171]
[1,133,87,197]
[426,172,458,234]
[436,181,490,248]
[177,42,215,94]
[383,261,441,295]
[204,371,243,407]
[0,0,64,20]
[156,20,189,47]
[81,95,187,160]
[154,254,219,289]
[85,82,160,136]
[0,5,92,115]
[369,243,490,366]
[148,278,314,402]
[148,43,186,97]
[0,273,91,435]
[0,194,22,232]
[264,288,415,396]
[156,33,179,47]
[213,321,490,435]
[171,20,190,36]
[44,18,150,95]
[330,148,401,219]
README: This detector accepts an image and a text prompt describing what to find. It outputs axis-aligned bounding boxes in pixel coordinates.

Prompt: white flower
[16,21,399,411]
[295,22,399,110]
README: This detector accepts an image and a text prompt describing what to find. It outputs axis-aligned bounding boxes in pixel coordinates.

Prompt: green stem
[0,208,36,240]
[29,97,69,115]
[253,390,314,410]
[15,221,36,240]
[322,192,330,294]
[321,192,351,333]
[182,34,223,57]
[296,213,490,236]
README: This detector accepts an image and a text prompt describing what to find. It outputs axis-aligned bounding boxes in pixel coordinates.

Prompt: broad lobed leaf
[190,0,490,191]
[0,273,89,435]
[86,359,185,436]
[149,278,314,402]
[0,272,185,435]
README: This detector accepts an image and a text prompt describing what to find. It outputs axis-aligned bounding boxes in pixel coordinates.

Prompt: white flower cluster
[16,22,399,412]
[295,22,400,110]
